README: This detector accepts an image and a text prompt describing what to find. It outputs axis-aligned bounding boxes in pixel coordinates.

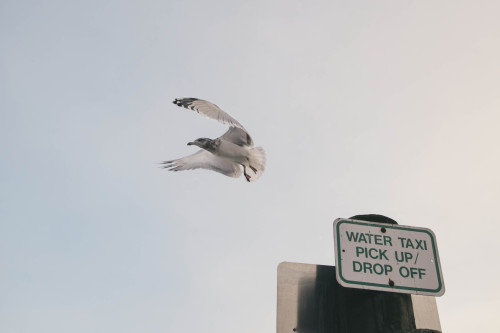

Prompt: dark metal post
[335,214,419,332]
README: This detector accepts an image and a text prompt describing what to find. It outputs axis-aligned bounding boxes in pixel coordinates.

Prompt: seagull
[161,98,266,182]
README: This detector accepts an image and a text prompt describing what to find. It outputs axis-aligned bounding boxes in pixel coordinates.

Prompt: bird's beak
[187,142,194,146]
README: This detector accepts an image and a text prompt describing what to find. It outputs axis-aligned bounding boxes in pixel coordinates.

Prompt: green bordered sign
[333,218,445,296]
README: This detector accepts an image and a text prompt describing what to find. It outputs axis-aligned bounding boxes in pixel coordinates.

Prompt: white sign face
[333,218,445,296]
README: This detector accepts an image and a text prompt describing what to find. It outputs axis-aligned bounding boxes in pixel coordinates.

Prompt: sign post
[276,214,444,333]
[333,218,445,296]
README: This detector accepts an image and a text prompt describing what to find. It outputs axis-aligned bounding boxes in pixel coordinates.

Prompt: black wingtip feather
[172,97,201,109]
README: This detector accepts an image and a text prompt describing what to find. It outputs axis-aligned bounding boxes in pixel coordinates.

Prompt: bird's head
[187,138,212,149]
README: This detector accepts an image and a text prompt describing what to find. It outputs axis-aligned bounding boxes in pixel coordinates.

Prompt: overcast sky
[1,1,499,332]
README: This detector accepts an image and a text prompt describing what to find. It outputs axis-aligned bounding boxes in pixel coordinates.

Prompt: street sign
[333,218,445,296]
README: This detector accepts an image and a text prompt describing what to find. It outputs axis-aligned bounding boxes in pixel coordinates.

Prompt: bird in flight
[162,98,266,182]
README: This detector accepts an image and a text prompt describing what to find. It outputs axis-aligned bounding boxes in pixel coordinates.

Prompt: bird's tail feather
[247,147,266,182]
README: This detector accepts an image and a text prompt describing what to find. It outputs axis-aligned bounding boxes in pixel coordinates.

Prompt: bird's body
[162,98,266,182]
[215,140,249,161]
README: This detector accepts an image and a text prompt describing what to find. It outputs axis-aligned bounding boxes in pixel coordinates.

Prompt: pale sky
[1,1,499,332]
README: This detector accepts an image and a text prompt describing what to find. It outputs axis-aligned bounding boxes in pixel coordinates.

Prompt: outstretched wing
[219,127,254,147]
[173,98,246,130]
[161,150,243,178]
